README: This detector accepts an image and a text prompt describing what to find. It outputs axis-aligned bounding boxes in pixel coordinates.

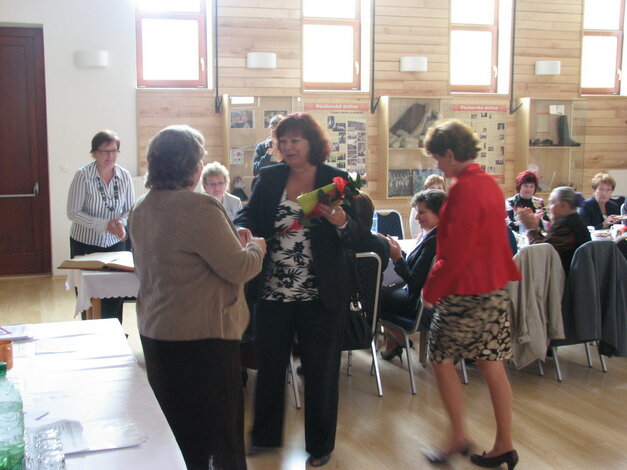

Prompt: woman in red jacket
[421,120,521,470]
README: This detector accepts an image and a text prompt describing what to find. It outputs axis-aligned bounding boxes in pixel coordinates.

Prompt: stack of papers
[0,325,34,341]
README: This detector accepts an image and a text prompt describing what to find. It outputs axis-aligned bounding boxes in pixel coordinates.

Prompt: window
[135,0,208,88]
[450,0,512,93]
[303,0,361,90]
[581,0,625,94]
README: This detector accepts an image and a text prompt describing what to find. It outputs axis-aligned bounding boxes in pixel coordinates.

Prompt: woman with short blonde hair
[580,172,620,229]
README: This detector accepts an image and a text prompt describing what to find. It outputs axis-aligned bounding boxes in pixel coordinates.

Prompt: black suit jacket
[393,228,437,313]
[234,163,364,312]
[580,197,620,230]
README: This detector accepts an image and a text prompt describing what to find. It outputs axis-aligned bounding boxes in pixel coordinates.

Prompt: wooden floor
[2,275,626,470]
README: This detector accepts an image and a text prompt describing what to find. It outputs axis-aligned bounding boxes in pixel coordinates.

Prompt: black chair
[345,252,384,397]
[375,210,405,239]
[552,240,627,381]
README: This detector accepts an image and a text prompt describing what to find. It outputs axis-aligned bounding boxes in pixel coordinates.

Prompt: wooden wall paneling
[374,0,449,97]
[217,0,301,98]
[513,0,584,99]
[136,90,223,175]
[582,97,627,196]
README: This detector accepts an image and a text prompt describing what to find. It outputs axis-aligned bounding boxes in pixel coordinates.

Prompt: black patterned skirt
[428,288,512,363]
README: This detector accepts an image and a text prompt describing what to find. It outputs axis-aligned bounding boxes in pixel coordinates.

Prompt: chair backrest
[355,252,383,336]
[562,240,627,356]
[375,209,405,239]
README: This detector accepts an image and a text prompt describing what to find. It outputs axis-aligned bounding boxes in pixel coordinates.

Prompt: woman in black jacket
[235,113,364,468]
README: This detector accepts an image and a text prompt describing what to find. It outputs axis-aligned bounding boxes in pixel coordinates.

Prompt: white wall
[0,0,137,275]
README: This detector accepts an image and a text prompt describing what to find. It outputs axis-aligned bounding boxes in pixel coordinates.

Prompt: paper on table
[30,417,145,455]
[0,325,34,341]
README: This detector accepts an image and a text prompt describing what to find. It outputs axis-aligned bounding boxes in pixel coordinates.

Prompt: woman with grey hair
[129,125,266,470]
[201,161,242,221]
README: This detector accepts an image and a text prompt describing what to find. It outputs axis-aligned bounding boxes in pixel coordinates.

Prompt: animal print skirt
[428,289,512,364]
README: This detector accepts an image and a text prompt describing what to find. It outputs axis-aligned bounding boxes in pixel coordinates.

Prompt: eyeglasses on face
[205,181,226,187]
[96,149,120,155]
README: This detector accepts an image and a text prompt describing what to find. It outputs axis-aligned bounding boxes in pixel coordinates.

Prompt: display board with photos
[451,104,507,184]
[305,103,368,175]
[387,168,444,197]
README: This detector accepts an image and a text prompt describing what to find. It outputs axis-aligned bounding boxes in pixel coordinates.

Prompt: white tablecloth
[66,270,140,315]
[8,319,186,470]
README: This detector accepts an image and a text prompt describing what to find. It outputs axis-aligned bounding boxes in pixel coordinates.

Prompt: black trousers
[251,299,343,458]
[141,335,246,470]
[70,237,126,323]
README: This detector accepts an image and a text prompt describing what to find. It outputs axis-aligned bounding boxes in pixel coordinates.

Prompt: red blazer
[423,163,521,304]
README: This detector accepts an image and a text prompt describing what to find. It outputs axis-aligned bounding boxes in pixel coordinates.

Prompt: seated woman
[201,162,242,221]
[505,170,550,233]
[579,172,621,229]
[351,192,389,272]
[380,189,447,361]
[409,174,446,239]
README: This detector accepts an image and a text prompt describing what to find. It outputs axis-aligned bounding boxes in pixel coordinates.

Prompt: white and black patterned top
[67,161,135,247]
[262,191,318,302]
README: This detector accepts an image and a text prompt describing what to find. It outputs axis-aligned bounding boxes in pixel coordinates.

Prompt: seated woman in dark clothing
[351,192,389,272]
[380,189,447,361]
[519,186,591,274]
[579,172,621,229]
[505,170,551,233]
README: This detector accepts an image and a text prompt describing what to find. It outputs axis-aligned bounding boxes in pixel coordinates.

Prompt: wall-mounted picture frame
[263,110,287,128]
[230,109,254,129]
[388,169,412,197]
[412,169,443,193]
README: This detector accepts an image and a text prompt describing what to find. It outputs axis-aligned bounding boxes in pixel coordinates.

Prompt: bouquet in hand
[271,174,367,240]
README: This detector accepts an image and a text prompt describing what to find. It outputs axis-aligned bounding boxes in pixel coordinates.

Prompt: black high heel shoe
[470,450,518,470]
[380,346,403,362]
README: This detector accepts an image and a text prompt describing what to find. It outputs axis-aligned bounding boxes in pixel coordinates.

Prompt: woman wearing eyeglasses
[67,129,135,322]
[201,162,242,221]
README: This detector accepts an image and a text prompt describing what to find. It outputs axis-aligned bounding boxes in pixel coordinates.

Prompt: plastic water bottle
[371,213,378,234]
[0,362,24,470]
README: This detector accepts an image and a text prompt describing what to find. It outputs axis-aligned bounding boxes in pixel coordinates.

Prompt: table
[66,270,140,319]
[8,319,186,469]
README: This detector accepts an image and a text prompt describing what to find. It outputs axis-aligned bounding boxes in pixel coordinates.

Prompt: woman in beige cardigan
[129,125,266,470]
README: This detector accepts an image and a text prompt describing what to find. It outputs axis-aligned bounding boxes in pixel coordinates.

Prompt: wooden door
[0,27,51,275]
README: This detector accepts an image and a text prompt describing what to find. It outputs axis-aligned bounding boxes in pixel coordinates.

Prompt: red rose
[333,176,347,194]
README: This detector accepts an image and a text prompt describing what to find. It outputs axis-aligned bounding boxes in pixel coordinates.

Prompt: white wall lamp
[535,60,561,75]
[74,50,109,68]
[246,52,277,69]
[400,56,428,72]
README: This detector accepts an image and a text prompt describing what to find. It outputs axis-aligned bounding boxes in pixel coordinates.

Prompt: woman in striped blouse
[67,129,135,322]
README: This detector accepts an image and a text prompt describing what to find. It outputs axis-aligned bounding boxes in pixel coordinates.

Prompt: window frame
[581,0,625,95]
[303,1,361,91]
[135,4,208,88]
[450,0,500,93]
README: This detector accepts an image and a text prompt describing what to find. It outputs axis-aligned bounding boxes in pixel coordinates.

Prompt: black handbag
[341,252,373,351]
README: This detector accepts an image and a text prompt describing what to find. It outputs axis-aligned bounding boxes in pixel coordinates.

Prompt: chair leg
[404,335,417,395]
[584,342,593,367]
[460,358,469,385]
[537,359,544,377]
[419,331,428,367]
[552,346,563,382]
[370,339,383,397]
[347,350,353,377]
[288,354,301,409]
[597,341,608,373]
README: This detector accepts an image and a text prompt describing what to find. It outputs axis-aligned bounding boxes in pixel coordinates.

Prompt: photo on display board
[388,169,412,197]
[230,109,254,129]
[264,110,288,128]
[412,169,443,193]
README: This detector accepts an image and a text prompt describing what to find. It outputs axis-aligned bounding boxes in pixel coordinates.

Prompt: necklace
[97,176,119,212]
